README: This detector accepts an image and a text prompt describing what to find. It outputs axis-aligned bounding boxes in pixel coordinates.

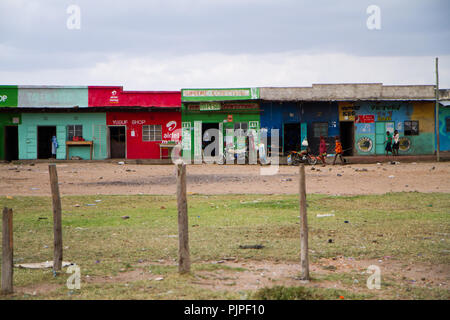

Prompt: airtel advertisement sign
[89,86,181,108]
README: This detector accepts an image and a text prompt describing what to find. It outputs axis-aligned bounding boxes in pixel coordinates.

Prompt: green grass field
[0,192,449,300]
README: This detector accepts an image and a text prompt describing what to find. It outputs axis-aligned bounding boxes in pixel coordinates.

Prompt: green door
[375,122,394,154]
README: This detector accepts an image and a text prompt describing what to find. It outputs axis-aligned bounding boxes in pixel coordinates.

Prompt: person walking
[332,136,345,165]
[392,130,400,156]
[318,136,327,166]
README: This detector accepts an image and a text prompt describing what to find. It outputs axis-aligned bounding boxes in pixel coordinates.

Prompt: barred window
[67,125,82,141]
[404,121,419,136]
[142,125,162,141]
[312,122,328,138]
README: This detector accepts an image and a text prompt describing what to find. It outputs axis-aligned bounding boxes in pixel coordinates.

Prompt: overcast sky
[1,0,449,90]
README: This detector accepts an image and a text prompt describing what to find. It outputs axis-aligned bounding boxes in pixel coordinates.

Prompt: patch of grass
[0,192,448,299]
[252,285,368,300]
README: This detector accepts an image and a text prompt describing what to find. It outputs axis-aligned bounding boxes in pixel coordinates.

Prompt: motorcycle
[287,147,318,165]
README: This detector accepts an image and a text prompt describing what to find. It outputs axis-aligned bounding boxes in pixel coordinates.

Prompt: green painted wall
[18,113,107,160]
[181,106,260,159]
[0,113,21,160]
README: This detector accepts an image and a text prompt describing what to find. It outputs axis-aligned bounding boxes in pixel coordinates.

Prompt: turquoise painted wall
[18,86,88,108]
[19,113,107,160]
[438,105,450,151]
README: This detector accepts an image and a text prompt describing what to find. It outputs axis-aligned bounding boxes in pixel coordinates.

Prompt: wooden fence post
[49,164,63,271]
[299,164,310,280]
[176,162,190,274]
[2,207,13,294]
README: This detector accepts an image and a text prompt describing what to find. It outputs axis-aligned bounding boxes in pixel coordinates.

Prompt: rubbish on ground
[15,261,74,269]
[38,217,48,220]
[118,161,125,165]
[239,244,265,249]
[344,220,349,223]
[154,277,164,281]
[328,239,333,243]
[30,187,39,190]
[6,195,14,199]
[317,213,335,218]
[388,175,395,178]
[337,174,342,177]
[95,200,102,202]
[86,203,96,206]
[121,215,130,219]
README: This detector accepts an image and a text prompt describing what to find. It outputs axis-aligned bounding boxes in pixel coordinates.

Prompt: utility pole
[435,57,440,162]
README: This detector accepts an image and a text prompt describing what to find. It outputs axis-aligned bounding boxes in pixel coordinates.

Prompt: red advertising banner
[89,86,181,107]
[356,115,375,123]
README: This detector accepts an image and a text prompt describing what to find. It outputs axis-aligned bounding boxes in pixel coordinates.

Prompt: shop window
[67,125,83,141]
[446,118,450,132]
[312,122,328,138]
[234,122,248,137]
[143,125,162,141]
[404,121,419,136]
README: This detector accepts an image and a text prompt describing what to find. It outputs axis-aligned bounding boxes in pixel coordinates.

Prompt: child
[392,130,400,156]
[332,136,345,165]
[318,136,327,166]
[385,131,393,156]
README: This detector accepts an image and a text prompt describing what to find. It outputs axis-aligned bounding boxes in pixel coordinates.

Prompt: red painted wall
[89,86,181,108]
[107,112,181,159]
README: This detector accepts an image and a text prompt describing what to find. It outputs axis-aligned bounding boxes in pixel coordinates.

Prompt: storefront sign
[227,115,233,122]
[200,102,221,111]
[0,85,18,107]
[182,88,259,102]
[338,103,359,121]
[356,115,375,123]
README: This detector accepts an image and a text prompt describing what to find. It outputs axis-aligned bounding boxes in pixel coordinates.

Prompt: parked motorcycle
[287,147,318,165]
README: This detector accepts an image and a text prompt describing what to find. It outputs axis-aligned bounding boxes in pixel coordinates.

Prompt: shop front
[181,88,260,163]
[339,101,436,155]
[0,85,20,161]
[89,86,181,159]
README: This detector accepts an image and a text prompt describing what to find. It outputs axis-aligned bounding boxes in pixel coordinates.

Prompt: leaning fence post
[176,162,190,274]
[299,164,310,280]
[49,164,63,271]
[2,207,13,294]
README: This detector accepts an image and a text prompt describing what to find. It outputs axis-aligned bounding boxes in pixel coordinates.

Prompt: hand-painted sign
[356,115,375,123]
[338,102,359,121]
[0,86,18,107]
[181,88,259,102]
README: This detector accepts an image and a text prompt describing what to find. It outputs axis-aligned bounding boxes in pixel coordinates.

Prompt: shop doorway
[339,122,354,156]
[109,126,126,158]
[4,126,18,161]
[37,126,56,159]
[283,122,301,154]
[202,122,220,157]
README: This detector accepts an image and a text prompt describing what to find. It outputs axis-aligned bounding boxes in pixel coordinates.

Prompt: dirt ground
[15,257,449,299]
[1,161,449,196]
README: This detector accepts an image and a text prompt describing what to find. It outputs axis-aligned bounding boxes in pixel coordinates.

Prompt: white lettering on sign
[132,120,146,125]
[110,90,119,104]
[112,120,128,125]
[183,89,250,97]
[0,95,7,102]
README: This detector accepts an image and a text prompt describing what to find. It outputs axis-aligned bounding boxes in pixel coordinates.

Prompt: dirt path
[1,161,449,196]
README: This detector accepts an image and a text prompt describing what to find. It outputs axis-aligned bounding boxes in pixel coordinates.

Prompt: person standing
[51,135,58,159]
[392,130,400,156]
[318,136,327,166]
[332,136,345,165]
[385,131,393,156]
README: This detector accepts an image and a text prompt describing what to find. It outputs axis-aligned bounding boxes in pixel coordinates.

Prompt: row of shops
[0,84,449,161]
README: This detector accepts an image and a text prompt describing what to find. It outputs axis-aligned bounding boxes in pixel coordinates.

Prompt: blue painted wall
[260,101,339,154]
